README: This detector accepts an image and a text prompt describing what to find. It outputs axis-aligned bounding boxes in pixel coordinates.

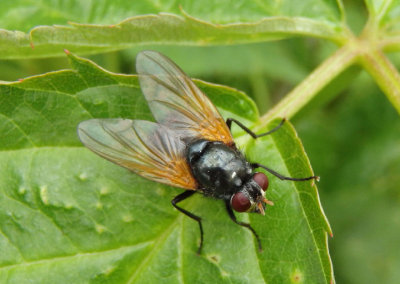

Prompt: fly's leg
[225,200,263,252]
[171,190,204,254]
[226,117,319,181]
[226,118,285,139]
[251,163,319,181]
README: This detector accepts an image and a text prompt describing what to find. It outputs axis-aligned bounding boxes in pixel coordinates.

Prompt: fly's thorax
[187,140,252,199]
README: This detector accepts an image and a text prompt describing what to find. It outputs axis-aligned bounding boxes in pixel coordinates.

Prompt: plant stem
[257,43,358,128]
[358,48,400,114]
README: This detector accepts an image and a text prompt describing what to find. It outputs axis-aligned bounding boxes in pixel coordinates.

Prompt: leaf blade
[244,120,332,283]
[0,53,332,283]
[0,0,346,59]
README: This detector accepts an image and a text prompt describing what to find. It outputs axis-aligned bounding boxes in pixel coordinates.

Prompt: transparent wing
[77,119,198,190]
[136,50,234,145]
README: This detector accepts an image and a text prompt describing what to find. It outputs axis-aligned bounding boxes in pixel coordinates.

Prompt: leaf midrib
[0,241,152,271]
[126,215,181,284]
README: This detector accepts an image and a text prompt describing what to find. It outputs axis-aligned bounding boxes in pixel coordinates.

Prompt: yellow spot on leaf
[291,268,304,283]
[18,187,26,194]
[122,214,134,223]
[40,185,49,205]
[103,265,116,276]
[64,203,73,209]
[156,187,165,196]
[207,254,221,264]
[95,224,107,234]
[79,172,88,181]
[96,202,103,210]
[221,270,229,277]
[100,187,110,195]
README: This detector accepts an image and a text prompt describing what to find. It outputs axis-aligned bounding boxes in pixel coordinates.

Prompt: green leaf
[0,0,346,59]
[296,72,400,283]
[0,54,332,283]
[243,121,332,283]
[364,0,400,51]
[364,0,400,24]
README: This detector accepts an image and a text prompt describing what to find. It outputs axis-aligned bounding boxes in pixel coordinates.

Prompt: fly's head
[230,172,274,215]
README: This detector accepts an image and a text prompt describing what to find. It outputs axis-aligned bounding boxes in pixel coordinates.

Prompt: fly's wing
[136,51,234,145]
[77,119,198,190]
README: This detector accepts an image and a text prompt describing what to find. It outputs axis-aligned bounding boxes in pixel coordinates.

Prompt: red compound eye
[231,192,251,212]
[253,172,269,191]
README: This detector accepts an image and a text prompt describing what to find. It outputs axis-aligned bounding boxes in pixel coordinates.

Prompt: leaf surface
[0,53,332,283]
[0,0,346,59]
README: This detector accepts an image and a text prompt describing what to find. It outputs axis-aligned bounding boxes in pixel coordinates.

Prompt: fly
[77,51,318,254]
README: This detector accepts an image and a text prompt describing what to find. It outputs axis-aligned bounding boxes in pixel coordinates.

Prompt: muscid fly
[77,51,318,254]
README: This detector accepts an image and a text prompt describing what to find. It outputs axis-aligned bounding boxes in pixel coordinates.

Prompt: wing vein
[136,51,233,145]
